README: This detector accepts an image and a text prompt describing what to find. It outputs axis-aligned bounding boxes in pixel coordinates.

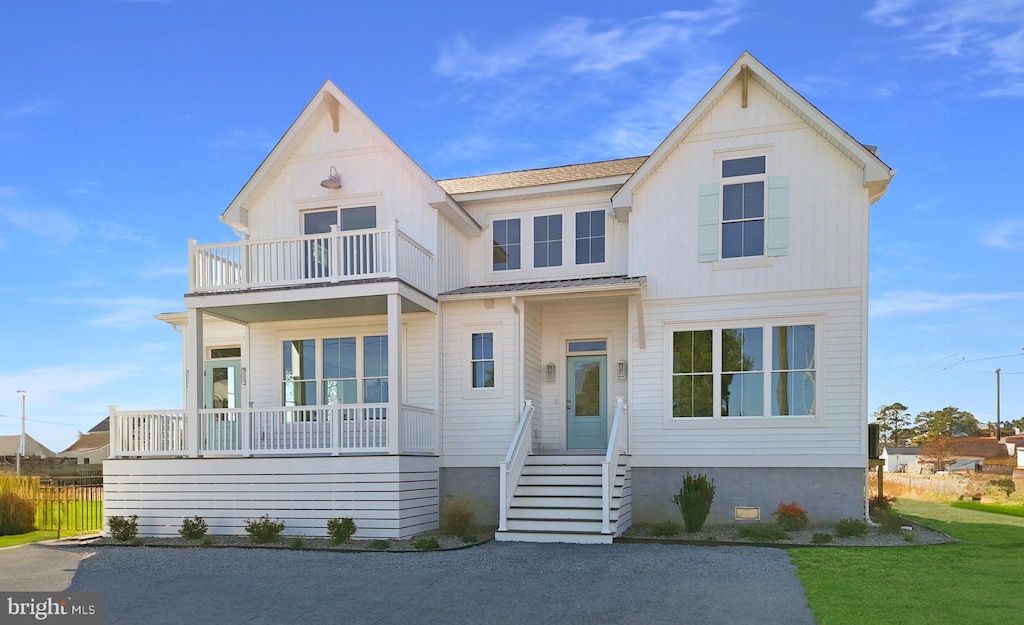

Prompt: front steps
[495,454,631,544]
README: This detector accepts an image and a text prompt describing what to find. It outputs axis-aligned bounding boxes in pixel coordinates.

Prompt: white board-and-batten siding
[629,78,869,303]
[628,289,865,469]
[104,456,439,538]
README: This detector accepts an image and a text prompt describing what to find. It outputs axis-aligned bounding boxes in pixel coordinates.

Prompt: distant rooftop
[436,156,648,195]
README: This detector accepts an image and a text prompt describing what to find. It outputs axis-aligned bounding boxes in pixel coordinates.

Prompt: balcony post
[108,405,119,458]
[388,218,399,278]
[387,292,401,454]
[187,239,197,292]
[329,223,342,283]
[239,232,250,290]
[185,308,205,458]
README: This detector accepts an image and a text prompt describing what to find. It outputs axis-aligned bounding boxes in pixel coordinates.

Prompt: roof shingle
[436,156,647,195]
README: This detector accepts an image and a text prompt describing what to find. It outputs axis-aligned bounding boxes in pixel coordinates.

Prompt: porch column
[186,307,205,458]
[387,292,402,454]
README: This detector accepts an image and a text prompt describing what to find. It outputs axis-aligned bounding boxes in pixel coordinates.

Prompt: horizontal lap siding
[104,456,439,538]
[441,300,518,462]
[629,291,864,468]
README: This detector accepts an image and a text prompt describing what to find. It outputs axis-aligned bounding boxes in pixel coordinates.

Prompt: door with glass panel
[204,355,241,451]
[302,206,377,279]
[566,352,608,450]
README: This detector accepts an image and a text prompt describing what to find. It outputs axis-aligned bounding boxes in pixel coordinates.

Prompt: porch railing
[498,400,535,532]
[189,220,436,296]
[110,403,435,458]
[601,397,628,534]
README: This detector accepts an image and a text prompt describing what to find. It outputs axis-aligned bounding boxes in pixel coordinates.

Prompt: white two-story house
[105,52,894,543]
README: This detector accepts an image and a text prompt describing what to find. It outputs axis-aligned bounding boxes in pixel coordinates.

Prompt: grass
[951,501,1024,518]
[791,500,1024,625]
[0,529,93,548]
[36,500,103,531]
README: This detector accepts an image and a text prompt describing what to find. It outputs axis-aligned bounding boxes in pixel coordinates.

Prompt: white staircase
[495,454,631,544]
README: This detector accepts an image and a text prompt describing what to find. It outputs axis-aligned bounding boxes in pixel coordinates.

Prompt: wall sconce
[545,362,556,383]
[320,166,342,189]
[616,360,628,380]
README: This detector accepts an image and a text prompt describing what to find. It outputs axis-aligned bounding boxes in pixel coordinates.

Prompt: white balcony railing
[189,220,436,297]
[109,403,436,458]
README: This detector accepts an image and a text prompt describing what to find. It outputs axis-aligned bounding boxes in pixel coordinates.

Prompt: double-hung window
[670,323,816,419]
[471,332,495,388]
[533,215,562,268]
[721,156,765,259]
[575,210,605,264]
[493,218,521,271]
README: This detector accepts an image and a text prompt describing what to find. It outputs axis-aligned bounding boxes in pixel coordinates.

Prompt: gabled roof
[950,437,1010,459]
[611,51,895,220]
[61,431,110,454]
[220,81,480,236]
[0,434,55,458]
[437,156,647,195]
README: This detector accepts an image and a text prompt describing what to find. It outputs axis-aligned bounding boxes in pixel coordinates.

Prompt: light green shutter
[767,176,790,257]
[697,183,719,263]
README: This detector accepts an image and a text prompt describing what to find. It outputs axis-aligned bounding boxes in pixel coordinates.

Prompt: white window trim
[571,208,612,269]
[295,192,385,234]
[661,316,824,429]
[490,217,523,273]
[278,328,391,407]
[463,323,502,399]
[712,146,774,266]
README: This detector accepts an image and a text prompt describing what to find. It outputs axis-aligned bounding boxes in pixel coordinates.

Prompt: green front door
[204,360,241,409]
[566,355,607,450]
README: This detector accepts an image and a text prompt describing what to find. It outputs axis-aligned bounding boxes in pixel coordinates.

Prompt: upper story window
[575,210,605,265]
[493,218,521,271]
[533,215,562,268]
[721,157,765,259]
[303,205,377,234]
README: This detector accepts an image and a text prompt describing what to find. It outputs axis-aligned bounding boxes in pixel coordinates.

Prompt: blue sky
[2,0,1023,451]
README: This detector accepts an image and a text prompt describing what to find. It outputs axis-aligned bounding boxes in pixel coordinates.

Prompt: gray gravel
[25,541,819,625]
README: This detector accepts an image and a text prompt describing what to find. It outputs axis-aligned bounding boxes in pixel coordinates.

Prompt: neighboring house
[0,434,55,459]
[1003,434,1024,457]
[105,52,894,542]
[945,457,984,472]
[880,446,921,472]
[59,418,111,465]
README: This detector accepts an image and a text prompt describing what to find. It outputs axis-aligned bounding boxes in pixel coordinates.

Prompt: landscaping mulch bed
[81,527,495,552]
[619,519,952,547]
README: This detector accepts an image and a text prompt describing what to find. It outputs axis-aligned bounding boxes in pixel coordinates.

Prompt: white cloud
[871,290,1024,316]
[0,206,80,242]
[435,2,744,81]
[864,0,918,27]
[2,100,56,120]
[89,221,156,244]
[979,219,1024,248]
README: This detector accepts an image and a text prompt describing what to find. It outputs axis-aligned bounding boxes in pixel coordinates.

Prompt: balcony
[108,403,436,458]
[189,221,436,298]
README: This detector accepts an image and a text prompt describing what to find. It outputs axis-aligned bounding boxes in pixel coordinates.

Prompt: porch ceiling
[203,295,429,323]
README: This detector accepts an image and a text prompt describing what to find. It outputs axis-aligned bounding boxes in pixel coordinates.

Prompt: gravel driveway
[3,542,816,625]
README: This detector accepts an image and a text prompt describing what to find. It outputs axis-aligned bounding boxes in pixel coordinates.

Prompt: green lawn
[790,501,1024,625]
[951,501,1024,518]
[0,528,95,549]
[36,499,103,531]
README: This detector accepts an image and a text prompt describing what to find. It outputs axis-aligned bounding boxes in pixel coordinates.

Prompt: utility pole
[995,369,1001,440]
[16,390,26,475]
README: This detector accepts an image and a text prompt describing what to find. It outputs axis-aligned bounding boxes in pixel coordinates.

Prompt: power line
[872,356,966,399]
[962,352,1024,364]
[873,353,963,396]
[0,413,83,430]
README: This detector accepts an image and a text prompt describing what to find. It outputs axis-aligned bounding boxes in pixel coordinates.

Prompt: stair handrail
[601,397,627,534]
[498,400,535,532]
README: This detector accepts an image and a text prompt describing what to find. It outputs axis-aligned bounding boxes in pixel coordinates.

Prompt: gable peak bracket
[740,64,749,109]
[323,91,340,133]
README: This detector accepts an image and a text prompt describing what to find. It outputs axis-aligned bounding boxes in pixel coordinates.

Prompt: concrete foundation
[631,467,866,525]
[439,466,500,526]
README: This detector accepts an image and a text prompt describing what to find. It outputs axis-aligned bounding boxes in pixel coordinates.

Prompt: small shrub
[0,492,36,536]
[835,518,868,538]
[990,478,1015,498]
[877,510,904,534]
[737,525,789,542]
[179,516,208,540]
[368,539,390,551]
[108,515,139,542]
[443,498,475,536]
[811,532,834,544]
[289,536,306,549]
[245,515,285,544]
[200,536,215,548]
[671,473,716,532]
[459,533,479,544]
[773,502,809,531]
[651,520,682,537]
[902,530,917,543]
[327,517,357,545]
[868,494,896,515]
[414,537,440,550]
